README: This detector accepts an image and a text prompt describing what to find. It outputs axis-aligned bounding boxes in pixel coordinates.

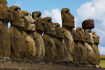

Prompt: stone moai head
[43,17,56,35]
[32,11,45,33]
[10,6,25,27]
[92,32,100,44]
[82,19,94,43]
[61,8,75,29]
[54,23,65,39]
[22,11,36,32]
[76,27,86,42]
[32,11,42,20]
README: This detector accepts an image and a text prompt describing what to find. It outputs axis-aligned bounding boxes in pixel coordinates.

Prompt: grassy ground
[100,55,105,68]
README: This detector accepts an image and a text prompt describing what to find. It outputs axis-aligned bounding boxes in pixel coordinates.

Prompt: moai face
[61,8,75,29]
[43,17,56,35]
[10,6,25,27]
[32,11,42,20]
[92,32,100,44]
[76,27,86,42]
[22,11,36,31]
[54,23,64,39]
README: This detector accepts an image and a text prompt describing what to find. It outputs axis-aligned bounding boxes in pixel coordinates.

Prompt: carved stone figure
[76,27,87,64]
[92,32,100,65]
[22,11,37,60]
[43,17,56,62]
[9,6,26,59]
[0,0,11,59]
[61,8,75,62]
[82,19,95,64]
[28,11,45,61]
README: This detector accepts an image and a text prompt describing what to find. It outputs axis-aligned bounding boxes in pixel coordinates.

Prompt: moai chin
[43,17,56,62]
[82,19,96,65]
[76,27,87,64]
[61,8,75,62]
[9,6,26,60]
[22,11,37,60]
[0,0,11,59]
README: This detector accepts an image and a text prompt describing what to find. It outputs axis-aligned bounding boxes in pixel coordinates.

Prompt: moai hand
[9,6,25,60]
[82,19,95,65]
[76,27,87,64]
[0,0,10,59]
[43,17,56,62]
[22,11,37,60]
[61,8,75,62]
[92,32,100,65]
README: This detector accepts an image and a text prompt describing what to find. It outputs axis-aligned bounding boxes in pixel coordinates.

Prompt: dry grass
[100,55,105,68]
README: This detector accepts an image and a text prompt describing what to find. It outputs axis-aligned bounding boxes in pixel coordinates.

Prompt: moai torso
[0,0,10,59]
[43,17,56,62]
[32,12,45,61]
[22,11,37,60]
[9,6,26,59]
[61,8,75,62]
[82,19,95,65]
[92,32,100,65]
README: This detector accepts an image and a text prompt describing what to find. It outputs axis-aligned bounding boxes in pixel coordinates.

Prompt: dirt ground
[0,61,104,70]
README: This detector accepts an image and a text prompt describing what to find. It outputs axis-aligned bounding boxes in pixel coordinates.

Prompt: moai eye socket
[37,14,41,18]
[14,8,20,11]
[48,19,51,22]
[25,13,29,16]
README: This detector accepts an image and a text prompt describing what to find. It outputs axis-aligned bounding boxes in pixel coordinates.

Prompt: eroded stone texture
[9,6,26,59]
[76,27,87,64]
[0,0,11,59]
[43,17,56,62]
[31,12,45,61]
[22,11,37,60]
[61,8,75,62]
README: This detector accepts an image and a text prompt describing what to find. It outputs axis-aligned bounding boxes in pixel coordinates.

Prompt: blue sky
[7,0,105,55]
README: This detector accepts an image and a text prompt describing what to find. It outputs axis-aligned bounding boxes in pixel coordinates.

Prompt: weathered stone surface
[0,0,10,59]
[9,6,25,59]
[43,17,56,62]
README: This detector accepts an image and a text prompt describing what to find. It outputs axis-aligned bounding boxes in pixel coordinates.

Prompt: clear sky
[7,0,105,55]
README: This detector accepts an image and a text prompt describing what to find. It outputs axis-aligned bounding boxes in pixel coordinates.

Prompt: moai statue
[61,8,75,62]
[0,0,11,59]
[22,11,37,60]
[43,17,56,62]
[76,27,87,64]
[82,19,95,65]
[53,23,66,62]
[92,32,100,65]
[9,6,26,59]
[30,11,45,61]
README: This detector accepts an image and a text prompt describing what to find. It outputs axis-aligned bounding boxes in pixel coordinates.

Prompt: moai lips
[0,0,10,59]
[61,8,75,29]
[9,6,26,59]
